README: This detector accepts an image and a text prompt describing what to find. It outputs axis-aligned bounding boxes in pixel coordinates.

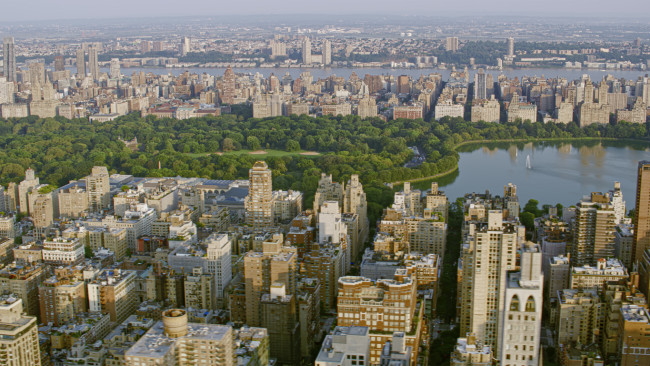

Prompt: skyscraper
[180,37,190,56]
[507,37,515,57]
[261,283,301,365]
[2,37,16,82]
[245,161,273,229]
[86,166,111,212]
[54,55,65,72]
[18,168,39,214]
[110,58,121,79]
[323,39,332,65]
[459,210,522,351]
[474,68,487,100]
[76,48,86,78]
[343,174,369,247]
[221,66,236,105]
[572,193,617,266]
[633,161,650,263]
[88,45,99,80]
[243,235,297,326]
[302,37,311,64]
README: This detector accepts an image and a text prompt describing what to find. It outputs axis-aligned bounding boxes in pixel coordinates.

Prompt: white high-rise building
[180,37,191,56]
[323,39,332,65]
[498,242,543,365]
[110,58,121,79]
[609,181,626,224]
[319,201,350,273]
[205,233,232,299]
[319,201,345,245]
[302,37,312,64]
[459,210,525,351]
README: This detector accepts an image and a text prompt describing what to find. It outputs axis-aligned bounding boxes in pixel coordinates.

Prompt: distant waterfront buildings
[446,37,459,52]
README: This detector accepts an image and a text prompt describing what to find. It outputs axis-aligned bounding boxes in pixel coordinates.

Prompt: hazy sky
[2,0,649,22]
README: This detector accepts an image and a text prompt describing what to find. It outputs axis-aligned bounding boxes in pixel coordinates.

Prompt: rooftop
[125,321,232,359]
[621,305,650,323]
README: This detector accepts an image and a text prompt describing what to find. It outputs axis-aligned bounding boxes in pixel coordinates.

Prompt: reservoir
[411,140,650,207]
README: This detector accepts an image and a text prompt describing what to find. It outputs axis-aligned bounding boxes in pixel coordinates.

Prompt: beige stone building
[471,97,500,122]
[570,258,628,290]
[556,102,574,123]
[285,102,310,116]
[245,161,274,229]
[571,193,617,266]
[616,98,647,124]
[458,211,522,347]
[42,237,84,266]
[86,166,111,212]
[336,273,423,365]
[184,267,215,310]
[0,297,41,366]
[507,93,537,122]
[125,309,234,365]
[0,214,16,239]
[243,234,297,326]
[57,182,88,218]
[357,97,377,119]
[619,305,650,366]
[38,276,87,326]
[601,278,647,357]
[556,288,602,346]
[322,103,352,116]
[87,269,137,323]
[633,161,650,264]
[0,264,46,318]
[578,102,610,127]
[344,174,369,249]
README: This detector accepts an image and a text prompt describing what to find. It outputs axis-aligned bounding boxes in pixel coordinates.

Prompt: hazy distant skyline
[2,0,650,22]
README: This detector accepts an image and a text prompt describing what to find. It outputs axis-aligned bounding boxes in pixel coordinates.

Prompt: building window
[525,296,536,312]
[510,295,520,311]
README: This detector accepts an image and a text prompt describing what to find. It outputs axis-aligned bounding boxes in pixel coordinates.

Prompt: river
[410,140,650,207]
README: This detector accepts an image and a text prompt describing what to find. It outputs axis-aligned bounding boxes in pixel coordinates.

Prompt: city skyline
[1,6,650,365]
[1,2,650,22]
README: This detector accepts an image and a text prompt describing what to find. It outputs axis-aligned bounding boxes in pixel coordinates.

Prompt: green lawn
[184,149,321,158]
